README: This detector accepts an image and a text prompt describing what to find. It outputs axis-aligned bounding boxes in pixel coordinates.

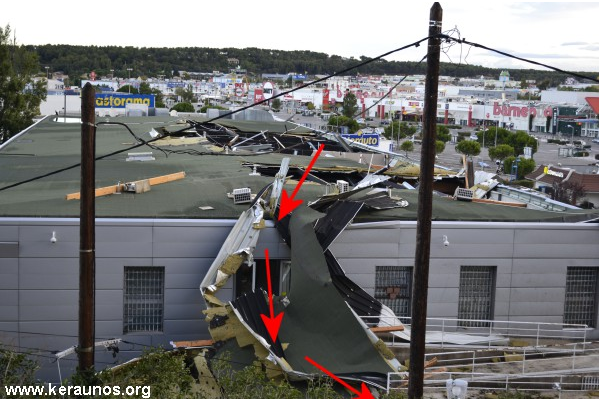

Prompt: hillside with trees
[29,44,595,87]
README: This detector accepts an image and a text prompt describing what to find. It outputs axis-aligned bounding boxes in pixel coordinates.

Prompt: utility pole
[79,83,96,373]
[408,3,442,399]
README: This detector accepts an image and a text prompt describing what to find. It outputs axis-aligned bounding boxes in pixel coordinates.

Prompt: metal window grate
[123,267,165,333]
[375,266,412,320]
[564,267,597,328]
[582,376,599,390]
[458,266,495,327]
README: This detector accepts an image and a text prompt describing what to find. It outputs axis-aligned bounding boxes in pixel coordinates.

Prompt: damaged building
[1,115,599,386]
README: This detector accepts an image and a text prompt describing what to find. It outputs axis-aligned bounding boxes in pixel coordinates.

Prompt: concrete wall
[0,217,598,381]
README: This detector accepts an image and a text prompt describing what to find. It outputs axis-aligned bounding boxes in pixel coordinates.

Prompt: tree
[503,156,536,180]
[436,125,451,143]
[328,115,359,133]
[400,140,414,156]
[170,102,195,112]
[117,85,139,94]
[488,144,514,161]
[139,81,165,108]
[0,25,46,143]
[384,121,416,140]
[455,140,481,158]
[342,92,358,118]
[271,98,281,111]
[551,180,586,206]
[435,140,445,155]
[175,86,194,103]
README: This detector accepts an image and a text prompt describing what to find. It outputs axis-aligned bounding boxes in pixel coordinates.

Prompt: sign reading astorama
[95,94,155,108]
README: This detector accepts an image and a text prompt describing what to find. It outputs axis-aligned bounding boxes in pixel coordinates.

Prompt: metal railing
[360,315,590,349]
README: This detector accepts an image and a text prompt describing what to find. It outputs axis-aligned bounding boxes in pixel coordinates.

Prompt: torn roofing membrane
[199,157,405,388]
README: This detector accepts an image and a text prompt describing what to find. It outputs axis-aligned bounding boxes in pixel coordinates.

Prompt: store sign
[493,102,552,118]
[341,131,379,147]
[95,94,154,108]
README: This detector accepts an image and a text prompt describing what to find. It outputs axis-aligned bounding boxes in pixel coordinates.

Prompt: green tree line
[29,44,592,88]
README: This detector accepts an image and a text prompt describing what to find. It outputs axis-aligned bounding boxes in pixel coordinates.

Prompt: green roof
[1,115,597,223]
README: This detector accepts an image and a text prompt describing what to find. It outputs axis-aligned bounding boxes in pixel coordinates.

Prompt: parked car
[592,138,599,144]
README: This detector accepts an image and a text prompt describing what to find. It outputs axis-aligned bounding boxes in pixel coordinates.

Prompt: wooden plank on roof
[65,171,186,200]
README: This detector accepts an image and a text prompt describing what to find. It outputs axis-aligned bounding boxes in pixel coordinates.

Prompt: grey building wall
[0,218,598,382]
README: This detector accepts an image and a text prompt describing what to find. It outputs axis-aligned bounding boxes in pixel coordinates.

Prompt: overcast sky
[2,1,598,74]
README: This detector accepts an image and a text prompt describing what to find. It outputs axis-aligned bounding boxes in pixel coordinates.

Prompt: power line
[446,35,599,84]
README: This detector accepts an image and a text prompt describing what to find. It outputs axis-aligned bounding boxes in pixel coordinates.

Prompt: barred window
[458,266,495,327]
[123,267,165,333]
[564,267,598,328]
[374,266,412,320]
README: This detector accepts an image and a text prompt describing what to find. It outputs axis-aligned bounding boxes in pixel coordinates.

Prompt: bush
[170,102,195,113]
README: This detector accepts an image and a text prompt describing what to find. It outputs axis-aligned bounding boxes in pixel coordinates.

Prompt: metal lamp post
[567,125,574,145]
[127,68,133,94]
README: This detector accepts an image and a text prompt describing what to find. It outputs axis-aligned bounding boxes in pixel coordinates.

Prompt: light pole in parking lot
[567,125,574,145]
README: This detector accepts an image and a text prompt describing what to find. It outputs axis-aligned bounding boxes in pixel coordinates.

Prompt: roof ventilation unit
[232,188,252,204]
[454,187,474,202]
[336,180,349,194]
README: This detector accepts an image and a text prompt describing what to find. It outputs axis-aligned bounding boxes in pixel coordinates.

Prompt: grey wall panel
[335,227,402,244]
[19,225,79,242]
[0,242,18,258]
[96,290,123,321]
[428,287,458,304]
[96,242,153,258]
[19,258,78,289]
[165,304,205,321]
[153,226,232,243]
[508,301,566,317]
[163,319,206,335]
[426,301,457,318]
[509,273,565,288]
[514,243,599,259]
[515,229,596,245]
[152,242,223,258]
[494,287,511,304]
[336,258,396,273]
[166,273,205,290]
[0,258,18,289]
[331,243,399,258]
[0,290,18,321]
[19,321,77,337]
[96,226,153,243]
[510,287,565,303]
[0,226,18,241]
[429,271,460,288]
[19,290,78,321]
[95,321,125,338]
[20,241,79,258]
[164,289,204,309]
[494,301,510,317]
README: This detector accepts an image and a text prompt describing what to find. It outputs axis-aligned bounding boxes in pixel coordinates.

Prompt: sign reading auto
[95,94,155,108]
[341,130,379,147]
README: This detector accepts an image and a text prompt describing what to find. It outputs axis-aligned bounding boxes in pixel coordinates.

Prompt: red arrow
[305,356,375,399]
[277,144,325,220]
[260,248,284,343]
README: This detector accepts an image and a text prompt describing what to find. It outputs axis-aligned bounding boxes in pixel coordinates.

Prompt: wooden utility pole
[408,3,442,399]
[79,83,96,372]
